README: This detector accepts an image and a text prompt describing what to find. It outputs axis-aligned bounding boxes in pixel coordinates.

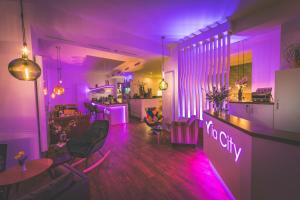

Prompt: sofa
[17,164,90,200]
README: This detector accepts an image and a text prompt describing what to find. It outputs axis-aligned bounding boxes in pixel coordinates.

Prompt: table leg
[0,185,11,200]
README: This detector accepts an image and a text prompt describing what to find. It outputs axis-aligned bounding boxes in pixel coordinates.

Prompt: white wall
[251,28,281,96]
[163,44,179,121]
[280,16,300,69]
[0,1,40,165]
[45,58,119,112]
[231,28,281,97]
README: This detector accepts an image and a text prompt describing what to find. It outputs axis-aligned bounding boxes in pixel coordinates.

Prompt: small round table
[0,158,53,200]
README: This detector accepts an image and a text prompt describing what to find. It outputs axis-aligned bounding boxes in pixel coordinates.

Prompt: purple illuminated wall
[0,1,40,165]
[43,56,120,112]
[231,27,281,97]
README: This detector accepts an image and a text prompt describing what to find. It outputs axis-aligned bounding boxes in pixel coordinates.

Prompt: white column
[178,48,182,117]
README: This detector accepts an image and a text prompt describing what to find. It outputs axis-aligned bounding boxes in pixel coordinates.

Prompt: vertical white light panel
[178,30,231,120]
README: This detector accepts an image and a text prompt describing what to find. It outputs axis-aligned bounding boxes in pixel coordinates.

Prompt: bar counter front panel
[203,111,300,200]
[94,103,128,125]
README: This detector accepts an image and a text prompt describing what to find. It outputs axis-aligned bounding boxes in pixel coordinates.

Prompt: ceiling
[24,0,281,58]
[2,0,281,75]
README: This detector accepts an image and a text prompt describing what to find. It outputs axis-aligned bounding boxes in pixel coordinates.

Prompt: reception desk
[94,103,128,125]
[203,110,300,200]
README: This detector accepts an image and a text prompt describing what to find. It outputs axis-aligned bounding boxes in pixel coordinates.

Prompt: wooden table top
[0,158,53,186]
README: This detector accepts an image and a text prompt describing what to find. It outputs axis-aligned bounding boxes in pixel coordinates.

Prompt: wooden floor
[87,119,232,200]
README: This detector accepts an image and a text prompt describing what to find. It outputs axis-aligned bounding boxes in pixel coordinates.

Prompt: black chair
[84,102,104,120]
[66,120,110,173]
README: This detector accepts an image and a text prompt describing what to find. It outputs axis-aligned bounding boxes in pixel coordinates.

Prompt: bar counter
[93,103,128,125]
[203,110,300,200]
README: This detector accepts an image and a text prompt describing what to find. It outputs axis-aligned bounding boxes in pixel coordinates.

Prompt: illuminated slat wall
[178,28,231,120]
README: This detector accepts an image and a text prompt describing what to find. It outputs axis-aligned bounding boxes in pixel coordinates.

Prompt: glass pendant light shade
[159,36,168,91]
[53,46,65,96]
[8,0,41,81]
[8,57,41,81]
[53,84,65,95]
[51,92,56,99]
[159,78,168,90]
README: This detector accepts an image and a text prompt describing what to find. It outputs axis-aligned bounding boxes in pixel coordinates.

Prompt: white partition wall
[178,23,231,120]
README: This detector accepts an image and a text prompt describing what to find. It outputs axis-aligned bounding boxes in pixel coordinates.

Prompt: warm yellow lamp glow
[157,90,162,96]
[51,92,56,99]
[8,57,41,81]
[53,84,65,95]
[21,45,29,57]
[159,78,168,91]
[43,88,48,95]
[8,0,41,81]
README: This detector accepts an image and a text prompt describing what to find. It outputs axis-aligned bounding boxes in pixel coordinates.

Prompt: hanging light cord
[242,40,245,77]
[20,0,27,46]
[56,46,61,83]
[161,36,165,76]
[237,42,240,80]
[59,47,62,82]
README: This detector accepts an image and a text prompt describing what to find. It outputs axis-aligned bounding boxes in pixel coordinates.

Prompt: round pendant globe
[53,84,65,95]
[8,58,41,81]
[159,79,168,91]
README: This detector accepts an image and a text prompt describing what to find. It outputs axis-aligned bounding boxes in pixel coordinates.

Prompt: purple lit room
[1,0,300,200]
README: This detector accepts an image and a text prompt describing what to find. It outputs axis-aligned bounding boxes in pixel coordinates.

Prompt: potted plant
[235,76,248,101]
[284,43,300,68]
[206,86,229,112]
[14,150,27,172]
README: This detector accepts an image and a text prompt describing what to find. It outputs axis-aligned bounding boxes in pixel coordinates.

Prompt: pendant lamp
[53,46,65,95]
[8,0,41,81]
[159,36,168,91]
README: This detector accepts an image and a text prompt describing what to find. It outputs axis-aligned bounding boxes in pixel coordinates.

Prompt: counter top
[130,97,162,100]
[229,101,274,105]
[204,110,300,146]
[92,103,128,107]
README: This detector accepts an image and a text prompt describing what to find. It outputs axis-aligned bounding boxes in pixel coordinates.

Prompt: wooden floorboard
[88,119,232,200]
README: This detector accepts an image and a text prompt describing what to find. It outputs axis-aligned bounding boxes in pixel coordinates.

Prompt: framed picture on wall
[0,144,7,172]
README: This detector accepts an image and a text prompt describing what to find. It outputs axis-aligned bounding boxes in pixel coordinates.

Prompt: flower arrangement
[206,86,229,112]
[15,150,27,171]
[235,76,248,88]
[49,118,78,144]
[235,76,248,101]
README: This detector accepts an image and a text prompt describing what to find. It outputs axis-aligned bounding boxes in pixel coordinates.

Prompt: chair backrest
[187,115,197,126]
[87,120,109,154]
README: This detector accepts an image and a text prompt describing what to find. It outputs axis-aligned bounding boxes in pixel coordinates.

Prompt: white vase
[21,163,27,172]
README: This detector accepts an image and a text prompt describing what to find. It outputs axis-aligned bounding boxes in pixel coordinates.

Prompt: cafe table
[0,158,53,200]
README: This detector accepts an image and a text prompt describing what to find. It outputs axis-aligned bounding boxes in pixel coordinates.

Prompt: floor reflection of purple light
[187,152,234,200]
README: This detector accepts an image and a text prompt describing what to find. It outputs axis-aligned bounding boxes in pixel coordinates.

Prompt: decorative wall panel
[178,24,231,119]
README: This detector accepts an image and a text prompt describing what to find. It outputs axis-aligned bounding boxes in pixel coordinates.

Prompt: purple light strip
[209,161,235,200]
